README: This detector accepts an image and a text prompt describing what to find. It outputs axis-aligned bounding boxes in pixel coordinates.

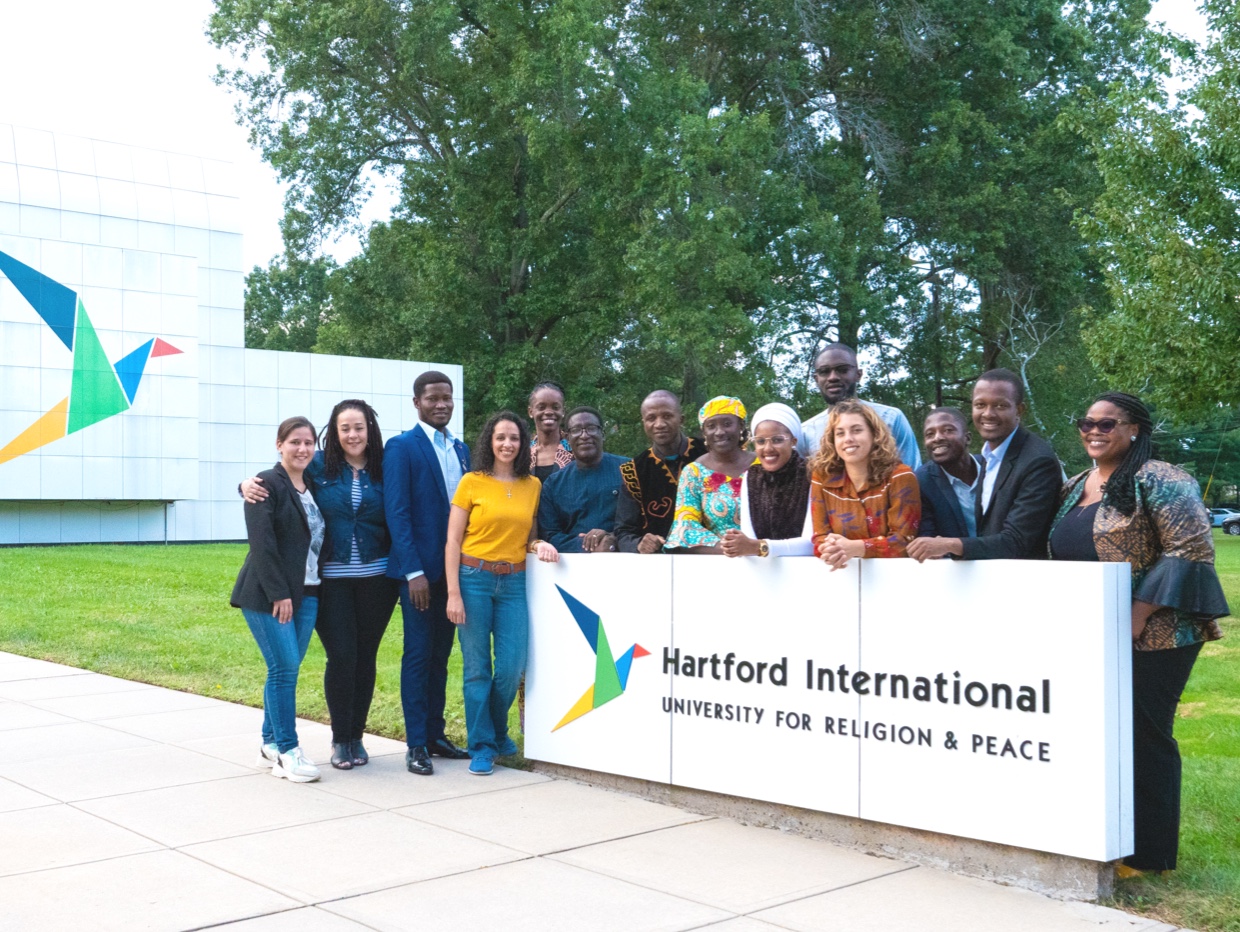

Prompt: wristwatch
[758,539,770,558]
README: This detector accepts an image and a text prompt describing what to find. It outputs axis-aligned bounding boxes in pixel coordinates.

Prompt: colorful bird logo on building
[553,585,650,731]
[0,248,182,465]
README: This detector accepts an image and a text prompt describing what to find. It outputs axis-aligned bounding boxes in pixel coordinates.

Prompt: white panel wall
[0,124,463,544]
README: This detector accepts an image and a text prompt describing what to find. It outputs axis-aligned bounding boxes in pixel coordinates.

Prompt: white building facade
[0,124,461,544]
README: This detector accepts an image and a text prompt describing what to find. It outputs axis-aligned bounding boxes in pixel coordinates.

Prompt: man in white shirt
[799,343,921,468]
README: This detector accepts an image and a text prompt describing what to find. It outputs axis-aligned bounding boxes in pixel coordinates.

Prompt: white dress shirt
[979,430,1017,516]
[407,420,464,581]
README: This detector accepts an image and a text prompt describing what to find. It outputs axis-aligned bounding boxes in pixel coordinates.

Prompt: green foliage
[214,0,1156,449]
[244,254,336,352]
[1075,3,1240,422]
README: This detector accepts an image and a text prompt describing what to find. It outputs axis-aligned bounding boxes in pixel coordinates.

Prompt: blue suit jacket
[383,424,471,584]
[915,457,983,540]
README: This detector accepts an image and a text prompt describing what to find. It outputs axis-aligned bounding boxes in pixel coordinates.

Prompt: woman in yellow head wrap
[665,396,757,552]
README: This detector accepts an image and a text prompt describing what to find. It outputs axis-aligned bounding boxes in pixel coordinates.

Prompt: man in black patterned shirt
[615,391,706,553]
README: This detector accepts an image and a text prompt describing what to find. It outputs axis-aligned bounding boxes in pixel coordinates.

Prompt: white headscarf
[749,403,803,449]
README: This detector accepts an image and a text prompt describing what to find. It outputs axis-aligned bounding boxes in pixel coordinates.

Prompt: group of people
[229,343,1228,879]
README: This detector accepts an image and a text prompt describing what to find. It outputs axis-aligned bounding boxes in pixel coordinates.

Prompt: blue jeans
[242,598,318,753]
[457,566,528,760]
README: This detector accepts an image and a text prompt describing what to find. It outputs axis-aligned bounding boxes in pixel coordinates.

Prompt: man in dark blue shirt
[537,407,626,553]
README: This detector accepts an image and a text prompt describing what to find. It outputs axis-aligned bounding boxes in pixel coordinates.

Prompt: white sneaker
[273,747,320,783]
[256,743,279,768]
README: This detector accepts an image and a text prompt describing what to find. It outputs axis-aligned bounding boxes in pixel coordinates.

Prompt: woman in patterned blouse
[527,382,574,481]
[665,396,756,552]
[810,400,920,568]
[1050,392,1227,877]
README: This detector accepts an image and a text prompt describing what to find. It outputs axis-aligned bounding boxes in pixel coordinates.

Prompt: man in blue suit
[384,371,472,775]
[907,407,983,560]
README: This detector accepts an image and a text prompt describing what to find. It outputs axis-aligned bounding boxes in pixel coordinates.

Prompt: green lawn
[0,544,469,750]
[0,538,1237,929]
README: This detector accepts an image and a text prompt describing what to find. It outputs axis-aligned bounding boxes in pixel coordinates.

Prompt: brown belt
[461,554,526,575]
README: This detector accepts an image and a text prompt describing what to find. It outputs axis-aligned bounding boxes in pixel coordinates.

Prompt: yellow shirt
[452,472,542,564]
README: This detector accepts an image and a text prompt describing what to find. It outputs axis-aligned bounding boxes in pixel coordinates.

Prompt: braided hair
[1095,392,1153,517]
[321,399,385,482]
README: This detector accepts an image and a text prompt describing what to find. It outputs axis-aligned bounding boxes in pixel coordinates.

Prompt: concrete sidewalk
[0,651,1183,932]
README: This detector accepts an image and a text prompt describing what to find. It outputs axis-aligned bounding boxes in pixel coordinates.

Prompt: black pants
[316,575,399,744]
[1127,641,1203,871]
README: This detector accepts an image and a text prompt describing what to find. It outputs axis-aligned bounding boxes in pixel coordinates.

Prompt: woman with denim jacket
[243,399,398,771]
[1049,392,1227,877]
[309,400,399,770]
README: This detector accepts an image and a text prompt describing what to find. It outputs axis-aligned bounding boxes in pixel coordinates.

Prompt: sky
[0,0,1210,276]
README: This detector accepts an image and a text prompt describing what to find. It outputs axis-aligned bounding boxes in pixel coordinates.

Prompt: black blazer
[960,427,1062,561]
[915,456,983,540]
[230,464,313,612]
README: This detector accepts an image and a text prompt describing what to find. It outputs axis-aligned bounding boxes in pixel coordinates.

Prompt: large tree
[216,0,1155,448]
[1077,0,1240,421]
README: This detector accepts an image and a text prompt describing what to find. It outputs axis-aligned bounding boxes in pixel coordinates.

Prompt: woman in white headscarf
[721,403,814,558]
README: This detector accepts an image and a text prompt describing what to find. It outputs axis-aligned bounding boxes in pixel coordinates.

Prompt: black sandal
[331,742,354,770]
[350,739,369,766]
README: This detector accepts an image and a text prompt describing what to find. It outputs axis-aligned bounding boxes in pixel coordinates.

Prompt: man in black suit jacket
[909,370,1061,561]
[908,408,983,554]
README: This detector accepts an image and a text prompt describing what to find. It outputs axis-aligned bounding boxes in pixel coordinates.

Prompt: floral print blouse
[810,464,921,557]
[1052,460,1227,651]
[665,461,747,549]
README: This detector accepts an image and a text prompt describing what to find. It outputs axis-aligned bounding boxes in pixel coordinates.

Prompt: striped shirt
[321,470,389,578]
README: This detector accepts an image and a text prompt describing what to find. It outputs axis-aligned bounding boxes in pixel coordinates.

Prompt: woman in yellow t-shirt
[446,410,559,774]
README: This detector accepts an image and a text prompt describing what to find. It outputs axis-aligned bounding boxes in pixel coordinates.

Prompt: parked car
[1222,514,1240,536]
[1209,507,1240,528]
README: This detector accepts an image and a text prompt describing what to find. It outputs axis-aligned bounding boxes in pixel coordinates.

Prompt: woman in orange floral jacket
[810,400,920,569]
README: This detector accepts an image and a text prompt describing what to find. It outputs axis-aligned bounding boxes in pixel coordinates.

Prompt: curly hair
[809,400,900,488]
[320,399,384,482]
[472,411,533,477]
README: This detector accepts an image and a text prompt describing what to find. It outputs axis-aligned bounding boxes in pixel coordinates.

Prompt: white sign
[526,556,1133,862]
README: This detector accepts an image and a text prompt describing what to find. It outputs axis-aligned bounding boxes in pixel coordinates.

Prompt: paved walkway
[0,651,1185,932]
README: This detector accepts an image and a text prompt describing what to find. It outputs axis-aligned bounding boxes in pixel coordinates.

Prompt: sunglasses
[1075,417,1130,434]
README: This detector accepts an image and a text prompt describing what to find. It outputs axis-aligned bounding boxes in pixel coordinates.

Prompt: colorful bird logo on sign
[553,585,650,731]
[0,248,182,465]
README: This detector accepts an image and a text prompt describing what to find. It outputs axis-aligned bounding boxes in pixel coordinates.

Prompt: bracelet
[528,539,544,553]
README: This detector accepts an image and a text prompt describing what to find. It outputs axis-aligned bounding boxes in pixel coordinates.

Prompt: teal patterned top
[1051,460,1227,651]
[665,461,745,549]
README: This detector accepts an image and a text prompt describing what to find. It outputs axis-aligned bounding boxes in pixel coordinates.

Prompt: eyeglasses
[1075,417,1130,434]
[753,435,792,449]
[814,365,855,378]
[566,424,603,438]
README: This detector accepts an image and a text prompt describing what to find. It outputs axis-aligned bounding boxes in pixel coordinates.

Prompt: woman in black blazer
[230,416,326,783]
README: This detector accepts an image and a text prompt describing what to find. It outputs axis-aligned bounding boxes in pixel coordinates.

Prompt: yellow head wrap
[698,396,747,426]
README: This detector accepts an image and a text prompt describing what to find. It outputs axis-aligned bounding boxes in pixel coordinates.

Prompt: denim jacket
[306,454,391,564]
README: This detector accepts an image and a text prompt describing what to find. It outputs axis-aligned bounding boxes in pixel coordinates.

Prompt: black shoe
[350,739,369,767]
[331,743,354,770]
[428,736,469,760]
[406,745,434,775]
